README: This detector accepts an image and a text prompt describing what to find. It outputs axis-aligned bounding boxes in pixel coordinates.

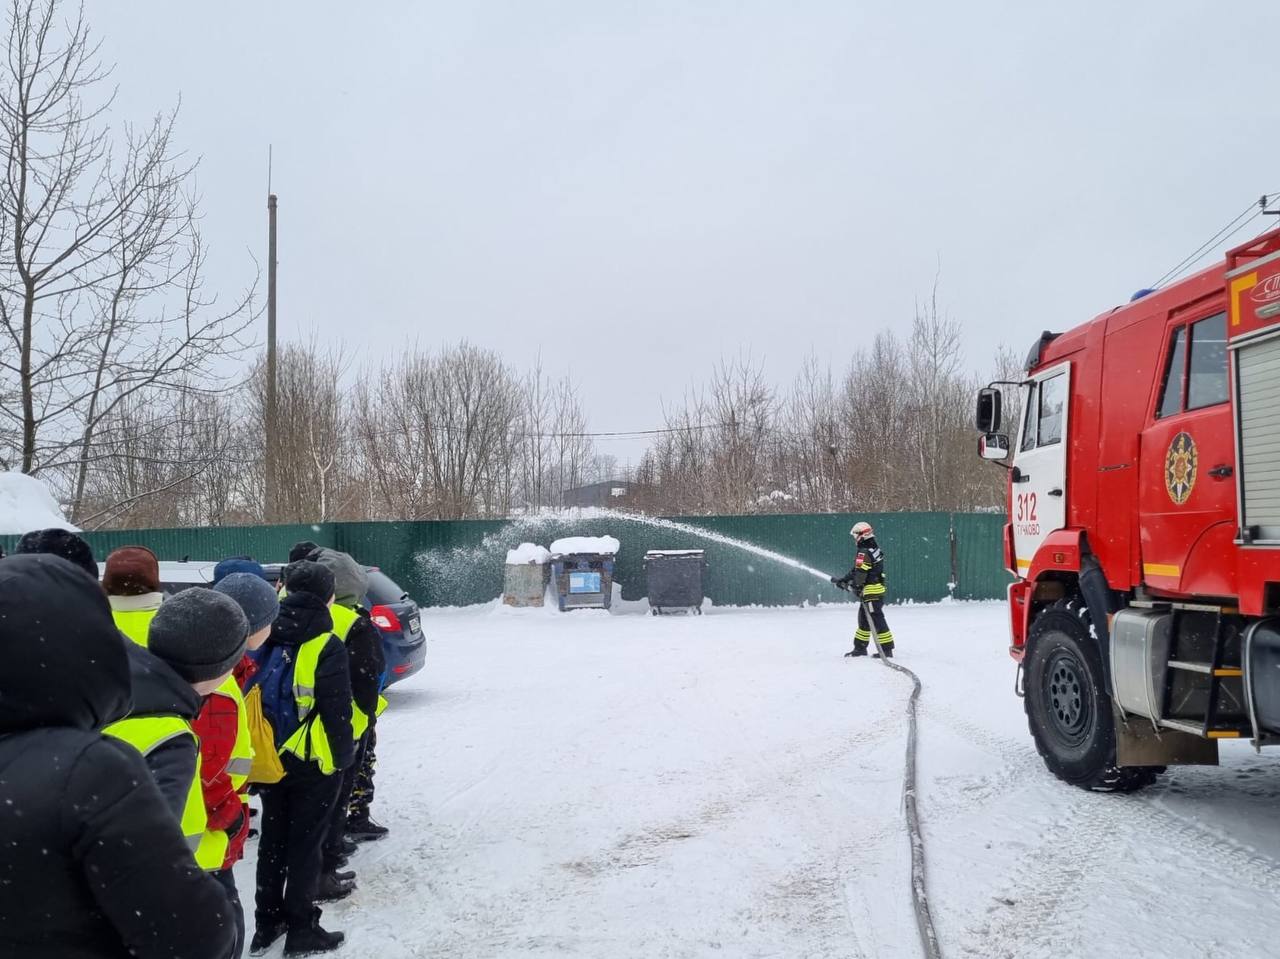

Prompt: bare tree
[0,0,256,514]
[253,341,351,523]
[354,342,525,520]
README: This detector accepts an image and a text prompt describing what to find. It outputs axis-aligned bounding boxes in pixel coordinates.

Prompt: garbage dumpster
[644,549,706,615]
[550,536,620,611]
[504,543,551,607]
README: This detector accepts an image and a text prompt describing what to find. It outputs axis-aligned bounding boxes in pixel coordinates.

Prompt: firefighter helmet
[850,521,873,540]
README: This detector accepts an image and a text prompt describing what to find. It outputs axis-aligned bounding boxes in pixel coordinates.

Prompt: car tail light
[370,605,402,632]
[392,663,412,675]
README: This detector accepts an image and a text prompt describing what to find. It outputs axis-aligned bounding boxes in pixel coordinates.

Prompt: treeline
[49,312,1019,529]
[630,292,1021,516]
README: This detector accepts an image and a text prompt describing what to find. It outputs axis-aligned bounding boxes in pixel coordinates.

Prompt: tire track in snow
[953,787,1280,958]
[917,700,1045,826]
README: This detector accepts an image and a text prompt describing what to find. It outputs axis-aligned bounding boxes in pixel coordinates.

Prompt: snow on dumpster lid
[0,471,79,535]
[550,535,620,556]
[644,549,705,558]
[505,543,551,565]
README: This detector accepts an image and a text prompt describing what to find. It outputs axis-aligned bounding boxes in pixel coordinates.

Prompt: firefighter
[831,521,895,658]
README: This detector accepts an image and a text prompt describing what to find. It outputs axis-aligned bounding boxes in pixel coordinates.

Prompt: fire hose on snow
[865,601,943,959]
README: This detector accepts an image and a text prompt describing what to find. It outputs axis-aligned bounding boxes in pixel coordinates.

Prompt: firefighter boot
[872,641,895,659]
[844,640,869,658]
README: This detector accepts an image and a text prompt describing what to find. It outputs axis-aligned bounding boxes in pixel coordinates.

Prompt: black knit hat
[288,541,321,564]
[15,528,98,580]
[284,559,335,602]
[147,588,249,684]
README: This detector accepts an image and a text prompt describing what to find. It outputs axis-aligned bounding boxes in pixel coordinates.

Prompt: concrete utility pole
[265,187,279,520]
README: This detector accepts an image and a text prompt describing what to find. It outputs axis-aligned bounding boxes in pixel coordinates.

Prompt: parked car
[105,558,427,687]
[95,560,221,594]
[261,562,426,687]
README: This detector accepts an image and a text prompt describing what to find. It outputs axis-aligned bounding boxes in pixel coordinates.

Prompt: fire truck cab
[976,226,1280,791]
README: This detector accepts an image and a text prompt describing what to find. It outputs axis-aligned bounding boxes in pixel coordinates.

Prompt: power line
[1151,192,1279,289]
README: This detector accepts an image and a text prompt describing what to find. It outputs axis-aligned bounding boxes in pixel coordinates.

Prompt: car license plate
[409,616,421,634]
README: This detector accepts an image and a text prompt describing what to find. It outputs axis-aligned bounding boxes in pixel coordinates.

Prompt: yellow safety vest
[193,675,254,870]
[280,633,343,775]
[328,605,388,738]
[112,607,159,647]
[104,715,205,853]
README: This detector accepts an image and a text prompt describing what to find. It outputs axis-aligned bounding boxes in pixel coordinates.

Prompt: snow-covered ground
[238,602,1280,958]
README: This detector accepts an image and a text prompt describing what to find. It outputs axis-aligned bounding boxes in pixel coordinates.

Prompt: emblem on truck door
[1166,432,1198,505]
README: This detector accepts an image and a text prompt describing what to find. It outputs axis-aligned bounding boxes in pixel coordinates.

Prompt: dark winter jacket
[266,591,355,772]
[346,609,386,721]
[836,536,887,597]
[116,641,203,821]
[0,554,235,959]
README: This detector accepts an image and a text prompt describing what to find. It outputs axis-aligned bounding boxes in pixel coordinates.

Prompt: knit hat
[212,557,269,585]
[15,528,98,580]
[288,540,321,564]
[102,546,160,596]
[284,559,335,602]
[214,572,280,634]
[147,587,249,684]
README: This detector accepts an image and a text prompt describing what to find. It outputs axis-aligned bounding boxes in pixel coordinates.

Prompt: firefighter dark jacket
[0,554,236,959]
[835,536,887,597]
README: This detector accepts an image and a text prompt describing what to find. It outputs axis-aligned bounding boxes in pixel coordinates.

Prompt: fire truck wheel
[1024,598,1160,793]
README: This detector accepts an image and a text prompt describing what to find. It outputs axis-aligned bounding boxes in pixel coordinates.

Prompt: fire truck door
[1011,363,1071,575]
[1138,311,1235,594]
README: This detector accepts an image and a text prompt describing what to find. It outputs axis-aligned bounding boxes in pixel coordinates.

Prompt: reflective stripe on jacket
[104,715,206,851]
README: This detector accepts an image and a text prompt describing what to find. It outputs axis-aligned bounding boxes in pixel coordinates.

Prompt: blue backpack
[246,645,306,750]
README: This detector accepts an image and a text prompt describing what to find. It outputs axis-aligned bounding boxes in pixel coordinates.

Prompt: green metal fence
[1,512,1010,608]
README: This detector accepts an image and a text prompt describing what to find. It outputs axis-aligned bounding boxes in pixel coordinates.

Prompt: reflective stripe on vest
[193,675,255,870]
[328,604,371,739]
[280,633,339,775]
[104,715,205,851]
[112,608,159,647]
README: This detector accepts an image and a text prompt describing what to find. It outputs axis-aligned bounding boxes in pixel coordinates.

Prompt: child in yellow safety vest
[196,570,282,959]
[104,589,250,853]
[250,559,354,958]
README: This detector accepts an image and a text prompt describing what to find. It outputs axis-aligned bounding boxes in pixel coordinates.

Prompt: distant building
[561,480,636,509]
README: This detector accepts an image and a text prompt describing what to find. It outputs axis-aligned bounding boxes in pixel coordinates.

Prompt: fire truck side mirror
[975,387,1003,433]
[979,432,1011,461]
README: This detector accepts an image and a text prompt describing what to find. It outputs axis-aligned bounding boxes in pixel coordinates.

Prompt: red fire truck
[976,225,1280,791]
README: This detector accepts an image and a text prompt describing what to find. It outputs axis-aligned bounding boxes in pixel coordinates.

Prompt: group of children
[0,530,392,958]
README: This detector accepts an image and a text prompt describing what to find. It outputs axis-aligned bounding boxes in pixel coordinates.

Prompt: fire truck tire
[1024,598,1161,793]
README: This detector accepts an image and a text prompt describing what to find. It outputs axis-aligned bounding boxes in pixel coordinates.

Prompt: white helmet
[851,521,873,540]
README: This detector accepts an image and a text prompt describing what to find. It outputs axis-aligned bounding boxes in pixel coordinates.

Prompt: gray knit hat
[147,587,249,684]
[214,572,280,634]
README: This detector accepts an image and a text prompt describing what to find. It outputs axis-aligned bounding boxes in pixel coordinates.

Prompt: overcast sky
[92,1,1280,467]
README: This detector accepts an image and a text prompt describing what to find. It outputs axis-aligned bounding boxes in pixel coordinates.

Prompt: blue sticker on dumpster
[569,571,602,594]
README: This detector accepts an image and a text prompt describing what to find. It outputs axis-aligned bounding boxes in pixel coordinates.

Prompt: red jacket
[192,655,257,870]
